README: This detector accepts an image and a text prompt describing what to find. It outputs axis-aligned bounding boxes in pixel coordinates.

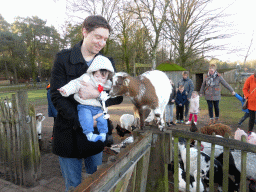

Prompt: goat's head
[109,72,130,97]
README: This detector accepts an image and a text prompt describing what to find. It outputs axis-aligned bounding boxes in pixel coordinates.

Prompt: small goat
[36,113,45,149]
[120,114,137,132]
[109,70,172,131]
[200,123,232,137]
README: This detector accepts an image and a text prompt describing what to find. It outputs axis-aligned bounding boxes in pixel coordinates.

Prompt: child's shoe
[175,120,180,124]
[194,122,197,125]
[180,120,184,124]
[185,121,191,125]
[86,132,102,142]
[170,121,176,126]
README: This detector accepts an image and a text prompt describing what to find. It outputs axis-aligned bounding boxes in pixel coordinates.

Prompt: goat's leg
[139,108,145,130]
[154,108,165,131]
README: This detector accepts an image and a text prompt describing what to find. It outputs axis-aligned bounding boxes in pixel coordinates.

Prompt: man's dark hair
[82,15,112,33]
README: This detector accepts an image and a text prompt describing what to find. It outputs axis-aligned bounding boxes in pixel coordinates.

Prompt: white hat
[87,55,114,75]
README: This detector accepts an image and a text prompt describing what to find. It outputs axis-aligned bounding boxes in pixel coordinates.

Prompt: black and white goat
[178,141,237,192]
[169,160,204,192]
[109,70,172,131]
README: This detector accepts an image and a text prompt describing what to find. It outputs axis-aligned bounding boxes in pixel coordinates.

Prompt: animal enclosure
[74,128,256,192]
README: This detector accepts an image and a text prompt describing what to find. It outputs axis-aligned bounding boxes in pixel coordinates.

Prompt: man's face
[183,74,188,79]
[83,27,109,55]
[94,71,109,85]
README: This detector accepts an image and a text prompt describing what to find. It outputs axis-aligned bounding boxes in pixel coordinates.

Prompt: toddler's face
[192,92,197,98]
[94,71,109,84]
[179,87,184,93]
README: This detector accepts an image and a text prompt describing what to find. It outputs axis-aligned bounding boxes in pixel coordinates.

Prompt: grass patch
[0,89,48,106]
[199,95,243,125]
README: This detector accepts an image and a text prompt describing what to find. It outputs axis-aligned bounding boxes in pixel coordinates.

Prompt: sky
[1,0,256,63]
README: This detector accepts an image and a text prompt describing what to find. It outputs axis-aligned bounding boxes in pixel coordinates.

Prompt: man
[177,71,194,121]
[50,15,123,191]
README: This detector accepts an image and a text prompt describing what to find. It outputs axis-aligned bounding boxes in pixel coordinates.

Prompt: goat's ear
[123,78,130,86]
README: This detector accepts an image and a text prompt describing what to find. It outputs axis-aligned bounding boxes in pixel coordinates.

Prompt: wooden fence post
[16,90,39,186]
[146,133,169,192]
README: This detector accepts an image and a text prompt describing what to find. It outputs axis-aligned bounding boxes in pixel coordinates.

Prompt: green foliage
[0,89,47,106]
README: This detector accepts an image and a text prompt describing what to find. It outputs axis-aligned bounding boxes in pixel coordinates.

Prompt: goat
[36,113,45,150]
[178,142,237,191]
[115,124,132,137]
[120,114,137,132]
[200,123,232,137]
[109,70,172,131]
[169,160,204,192]
[234,128,248,141]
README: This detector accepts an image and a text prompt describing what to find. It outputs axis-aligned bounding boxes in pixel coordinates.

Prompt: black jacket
[168,84,177,105]
[50,41,123,158]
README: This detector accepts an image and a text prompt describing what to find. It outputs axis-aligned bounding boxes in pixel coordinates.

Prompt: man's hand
[79,81,100,100]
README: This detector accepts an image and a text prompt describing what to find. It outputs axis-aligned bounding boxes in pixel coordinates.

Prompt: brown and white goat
[109,70,172,131]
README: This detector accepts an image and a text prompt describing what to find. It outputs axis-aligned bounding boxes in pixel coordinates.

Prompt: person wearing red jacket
[243,71,256,134]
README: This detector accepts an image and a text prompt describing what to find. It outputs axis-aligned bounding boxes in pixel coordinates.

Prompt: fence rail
[75,128,256,192]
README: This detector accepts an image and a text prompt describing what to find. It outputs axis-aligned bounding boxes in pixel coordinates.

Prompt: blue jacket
[234,93,249,113]
[47,89,58,117]
[177,77,194,99]
[175,90,188,106]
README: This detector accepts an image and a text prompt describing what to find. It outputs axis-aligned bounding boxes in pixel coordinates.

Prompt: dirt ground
[35,97,244,186]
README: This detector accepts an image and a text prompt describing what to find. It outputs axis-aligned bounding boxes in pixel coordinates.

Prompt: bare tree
[66,0,119,55]
[165,0,233,68]
[243,31,254,65]
[128,0,171,69]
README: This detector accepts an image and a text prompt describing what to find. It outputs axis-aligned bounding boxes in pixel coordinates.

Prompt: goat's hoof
[159,126,165,132]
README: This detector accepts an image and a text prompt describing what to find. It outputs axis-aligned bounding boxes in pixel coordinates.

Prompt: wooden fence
[74,128,256,192]
[0,91,41,187]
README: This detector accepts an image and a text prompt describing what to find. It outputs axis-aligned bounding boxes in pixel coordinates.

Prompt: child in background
[58,55,114,143]
[233,92,250,126]
[175,85,188,124]
[165,79,177,126]
[185,91,199,125]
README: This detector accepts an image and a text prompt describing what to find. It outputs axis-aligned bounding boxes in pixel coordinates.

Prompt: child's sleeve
[59,74,89,97]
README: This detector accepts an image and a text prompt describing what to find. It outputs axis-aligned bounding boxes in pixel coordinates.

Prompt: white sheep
[109,70,172,131]
[120,114,137,132]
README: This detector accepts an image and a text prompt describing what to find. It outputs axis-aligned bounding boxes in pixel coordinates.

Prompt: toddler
[185,91,199,125]
[58,55,114,142]
[175,85,188,124]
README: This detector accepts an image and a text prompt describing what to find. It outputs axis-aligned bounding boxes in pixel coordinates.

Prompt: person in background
[177,71,194,121]
[175,85,188,124]
[185,91,199,125]
[50,15,123,191]
[243,70,256,134]
[200,64,235,125]
[233,92,252,126]
[47,84,57,123]
[165,79,177,126]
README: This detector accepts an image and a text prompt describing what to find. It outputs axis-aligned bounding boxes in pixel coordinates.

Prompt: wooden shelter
[156,62,186,86]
